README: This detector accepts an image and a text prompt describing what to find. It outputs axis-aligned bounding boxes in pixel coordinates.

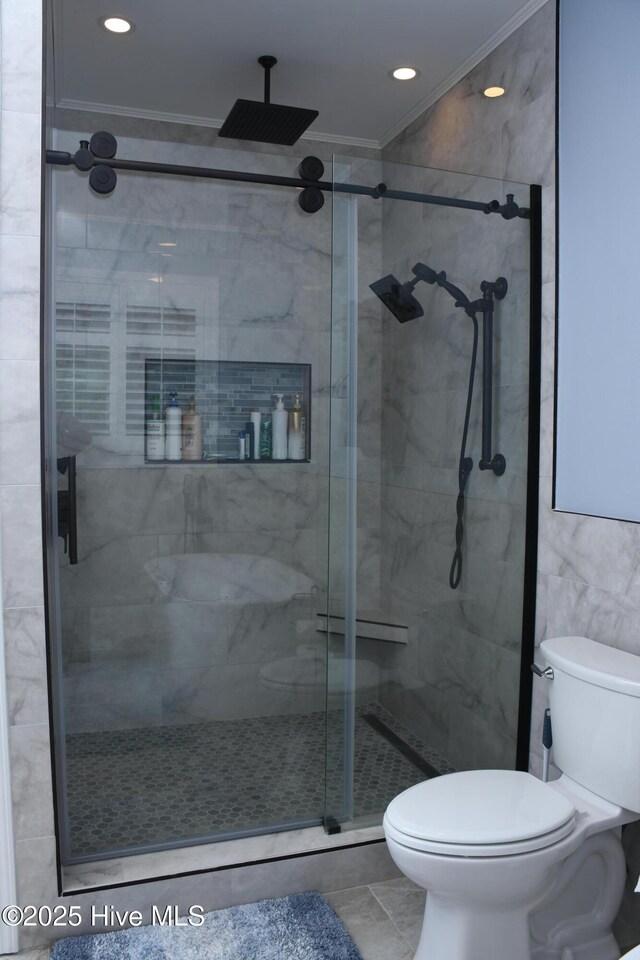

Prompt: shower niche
[144,358,311,463]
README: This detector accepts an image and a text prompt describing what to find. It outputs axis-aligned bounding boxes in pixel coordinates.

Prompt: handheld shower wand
[369,262,508,589]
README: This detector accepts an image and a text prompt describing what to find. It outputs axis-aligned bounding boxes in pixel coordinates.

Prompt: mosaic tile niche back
[145,359,311,464]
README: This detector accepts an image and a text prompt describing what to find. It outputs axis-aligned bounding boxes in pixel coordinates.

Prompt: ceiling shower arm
[258,55,277,103]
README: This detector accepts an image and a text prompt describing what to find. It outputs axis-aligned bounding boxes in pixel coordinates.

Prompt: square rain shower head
[218,99,319,146]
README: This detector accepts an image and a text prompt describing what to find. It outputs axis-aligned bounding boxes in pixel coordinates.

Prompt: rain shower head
[219,56,319,146]
[369,274,424,324]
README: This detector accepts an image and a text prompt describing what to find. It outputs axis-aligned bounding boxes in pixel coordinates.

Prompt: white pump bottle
[272,394,288,460]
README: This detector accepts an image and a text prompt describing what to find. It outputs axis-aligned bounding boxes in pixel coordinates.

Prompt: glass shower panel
[49,136,334,861]
[329,155,533,831]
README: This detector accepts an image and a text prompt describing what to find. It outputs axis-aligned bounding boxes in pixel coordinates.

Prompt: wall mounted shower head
[370,261,472,324]
[369,274,424,323]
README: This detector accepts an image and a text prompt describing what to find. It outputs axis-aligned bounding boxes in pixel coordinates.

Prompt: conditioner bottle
[182,396,202,461]
[165,392,182,461]
[272,394,288,460]
[288,393,307,461]
[146,394,165,461]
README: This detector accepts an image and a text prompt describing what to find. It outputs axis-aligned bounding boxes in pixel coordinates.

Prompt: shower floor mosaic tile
[65,703,453,858]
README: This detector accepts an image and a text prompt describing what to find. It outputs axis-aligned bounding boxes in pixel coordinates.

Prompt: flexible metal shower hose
[449,312,479,590]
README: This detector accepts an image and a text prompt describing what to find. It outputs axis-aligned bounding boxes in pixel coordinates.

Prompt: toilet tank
[541,636,640,812]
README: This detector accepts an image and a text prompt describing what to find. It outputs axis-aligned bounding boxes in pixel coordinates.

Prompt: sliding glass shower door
[44,127,538,862]
[326,154,537,831]
[46,136,337,862]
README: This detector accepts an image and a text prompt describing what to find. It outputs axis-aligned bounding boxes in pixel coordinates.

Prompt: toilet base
[415,895,531,960]
[531,933,620,960]
[401,829,626,960]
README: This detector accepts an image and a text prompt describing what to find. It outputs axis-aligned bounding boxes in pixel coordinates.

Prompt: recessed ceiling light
[101,16,133,34]
[484,86,505,98]
[158,242,176,247]
[148,276,164,283]
[392,67,419,81]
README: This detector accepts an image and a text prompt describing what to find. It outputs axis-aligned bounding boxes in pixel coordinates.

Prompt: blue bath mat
[51,892,362,960]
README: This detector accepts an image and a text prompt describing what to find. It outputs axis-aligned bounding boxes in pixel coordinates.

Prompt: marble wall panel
[0,109,41,236]
[0,483,44,608]
[3,606,48,727]
[376,2,554,777]
[9,723,56,841]
[89,601,229,670]
[58,533,161,608]
[0,360,40,485]
[77,467,229,539]
[0,234,41,361]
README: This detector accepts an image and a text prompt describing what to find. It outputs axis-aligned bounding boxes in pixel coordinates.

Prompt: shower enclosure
[43,121,539,864]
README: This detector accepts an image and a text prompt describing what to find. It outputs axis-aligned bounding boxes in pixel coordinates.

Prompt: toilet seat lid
[385,770,575,846]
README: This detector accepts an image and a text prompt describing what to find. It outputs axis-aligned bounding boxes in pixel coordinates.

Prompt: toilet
[383,636,640,960]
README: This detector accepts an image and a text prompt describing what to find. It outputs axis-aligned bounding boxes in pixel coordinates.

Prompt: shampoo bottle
[260,420,272,460]
[165,392,182,461]
[146,394,165,462]
[182,396,202,461]
[272,394,288,460]
[288,393,307,461]
[250,409,262,460]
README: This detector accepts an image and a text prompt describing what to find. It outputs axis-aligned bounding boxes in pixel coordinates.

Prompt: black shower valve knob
[89,131,118,160]
[74,141,94,171]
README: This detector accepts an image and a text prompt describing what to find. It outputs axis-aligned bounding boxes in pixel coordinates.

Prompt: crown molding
[378,0,550,149]
[54,0,549,156]
[54,98,381,151]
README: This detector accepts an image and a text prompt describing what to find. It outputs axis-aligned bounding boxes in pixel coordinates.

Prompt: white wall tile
[0,484,44,608]
[0,109,41,237]
[0,360,40,484]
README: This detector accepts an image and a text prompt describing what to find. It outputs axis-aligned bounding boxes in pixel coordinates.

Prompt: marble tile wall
[51,117,384,735]
[0,40,389,942]
[8,0,640,949]
[383,0,640,947]
[0,0,61,948]
[378,7,549,770]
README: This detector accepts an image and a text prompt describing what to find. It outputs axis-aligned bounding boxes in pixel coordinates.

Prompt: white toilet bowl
[622,948,640,959]
[384,769,633,960]
[383,637,640,960]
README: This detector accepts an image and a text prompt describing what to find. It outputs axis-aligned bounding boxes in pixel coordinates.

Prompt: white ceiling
[53,0,547,147]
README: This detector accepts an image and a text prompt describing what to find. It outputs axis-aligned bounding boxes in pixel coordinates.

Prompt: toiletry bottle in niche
[238,430,246,461]
[250,409,262,460]
[245,420,255,460]
[146,394,165,462]
[272,394,288,460]
[182,396,202,462]
[260,420,272,460]
[165,392,182,461]
[288,393,307,461]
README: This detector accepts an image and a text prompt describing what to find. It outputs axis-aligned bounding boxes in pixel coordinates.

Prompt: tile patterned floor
[66,703,453,859]
[11,881,427,960]
[327,877,427,960]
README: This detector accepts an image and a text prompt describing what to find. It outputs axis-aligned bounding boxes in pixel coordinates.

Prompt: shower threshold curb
[62,823,386,895]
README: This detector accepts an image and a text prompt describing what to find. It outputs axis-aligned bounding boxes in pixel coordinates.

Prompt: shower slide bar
[45,138,530,220]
